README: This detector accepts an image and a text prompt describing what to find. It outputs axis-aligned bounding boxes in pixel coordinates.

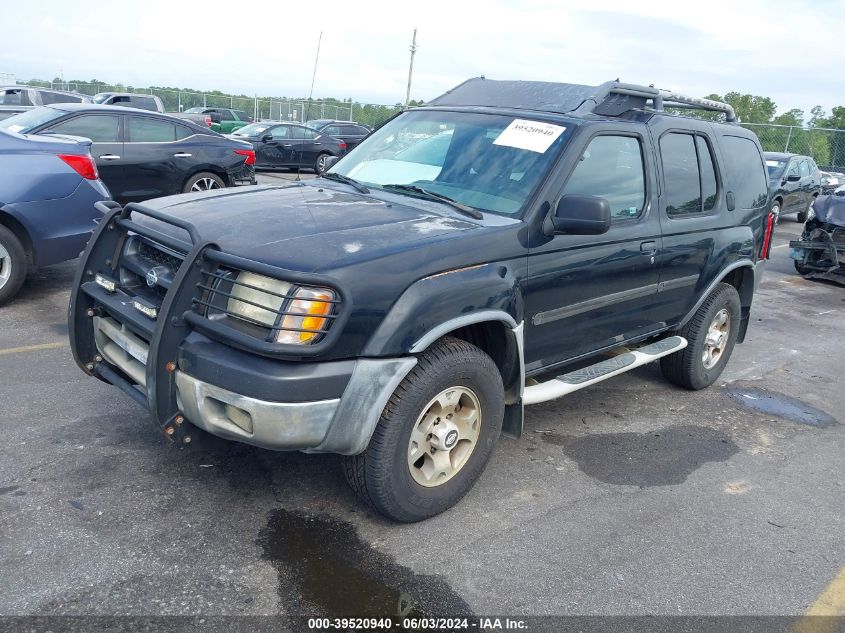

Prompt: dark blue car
[0,128,110,304]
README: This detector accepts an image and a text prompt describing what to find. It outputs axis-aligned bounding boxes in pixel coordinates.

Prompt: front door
[524,129,662,374]
[256,125,294,167]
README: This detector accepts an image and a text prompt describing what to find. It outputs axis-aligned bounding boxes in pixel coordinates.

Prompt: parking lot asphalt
[0,199,842,621]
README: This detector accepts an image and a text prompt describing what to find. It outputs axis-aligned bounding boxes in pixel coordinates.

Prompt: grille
[192,265,341,344]
[139,240,183,271]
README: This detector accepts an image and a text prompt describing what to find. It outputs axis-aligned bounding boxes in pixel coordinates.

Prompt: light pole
[405,29,417,109]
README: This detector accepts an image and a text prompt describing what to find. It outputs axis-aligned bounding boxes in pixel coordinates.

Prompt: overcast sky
[3,0,842,117]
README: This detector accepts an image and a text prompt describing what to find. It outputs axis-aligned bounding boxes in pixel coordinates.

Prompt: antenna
[299,31,322,182]
[405,29,417,109]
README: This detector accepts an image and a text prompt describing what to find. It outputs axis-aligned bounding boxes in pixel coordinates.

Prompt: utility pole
[405,29,417,109]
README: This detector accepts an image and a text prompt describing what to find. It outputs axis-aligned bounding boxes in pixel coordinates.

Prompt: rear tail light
[235,149,255,165]
[339,142,347,151]
[204,115,213,127]
[58,154,98,180]
[760,211,775,260]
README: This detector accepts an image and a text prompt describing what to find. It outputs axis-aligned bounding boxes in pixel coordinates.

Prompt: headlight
[217,271,337,346]
[275,287,336,345]
[226,272,292,327]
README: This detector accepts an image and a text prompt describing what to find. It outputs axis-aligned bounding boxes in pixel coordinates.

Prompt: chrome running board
[522,336,688,405]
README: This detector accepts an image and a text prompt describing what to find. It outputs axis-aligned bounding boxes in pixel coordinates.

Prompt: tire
[183,172,225,193]
[660,283,741,390]
[342,337,504,522]
[770,200,781,225]
[794,260,811,275]
[314,153,331,175]
[0,225,27,306]
[796,196,815,223]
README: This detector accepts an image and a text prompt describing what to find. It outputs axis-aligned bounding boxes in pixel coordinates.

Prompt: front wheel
[770,201,781,225]
[660,283,741,390]
[0,225,27,306]
[343,337,504,522]
[796,197,816,223]
[183,172,225,193]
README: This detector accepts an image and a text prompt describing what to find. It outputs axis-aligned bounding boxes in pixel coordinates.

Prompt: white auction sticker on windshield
[6,124,25,133]
[493,119,565,153]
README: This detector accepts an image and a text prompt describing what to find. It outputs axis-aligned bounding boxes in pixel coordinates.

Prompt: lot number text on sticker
[493,119,566,153]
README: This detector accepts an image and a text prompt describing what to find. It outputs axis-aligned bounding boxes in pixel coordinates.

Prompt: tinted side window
[799,160,810,178]
[562,135,646,221]
[128,117,176,142]
[175,124,193,140]
[720,135,768,209]
[270,126,290,139]
[661,133,701,215]
[786,160,799,177]
[219,110,235,121]
[291,126,318,140]
[340,125,361,135]
[47,115,120,143]
[353,125,370,135]
[324,125,342,136]
[697,136,718,212]
[234,110,249,120]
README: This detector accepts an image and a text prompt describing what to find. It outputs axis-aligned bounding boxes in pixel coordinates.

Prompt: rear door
[121,115,187,202]
[524,127,663,372]
[42,113,124,197]
[290,125,322,167]
[650,126,727,319]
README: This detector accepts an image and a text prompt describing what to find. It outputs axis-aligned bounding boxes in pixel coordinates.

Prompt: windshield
[0,106,65,133]
[184,107,204,114]
[232,122,272,137]
[92,94,110,104]
[330,110,571,215]
[766,159,787,179]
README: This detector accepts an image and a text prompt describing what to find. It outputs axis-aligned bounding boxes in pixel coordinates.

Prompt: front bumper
[69,201,416,454]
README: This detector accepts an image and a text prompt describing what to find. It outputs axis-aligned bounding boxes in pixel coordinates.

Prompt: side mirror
[786,174,801,182]
[324,155,340,171]
[546,195,611,235]
[261,134,273,142]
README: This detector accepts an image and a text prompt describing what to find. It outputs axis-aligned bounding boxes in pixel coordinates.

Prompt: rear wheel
[343,337,504,522]
[183,172,225,193]
[660,283,741,390]
[314,153,331,175]
[0,225,27,306]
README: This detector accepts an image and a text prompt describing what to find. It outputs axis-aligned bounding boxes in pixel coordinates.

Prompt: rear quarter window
[719,135,768,209]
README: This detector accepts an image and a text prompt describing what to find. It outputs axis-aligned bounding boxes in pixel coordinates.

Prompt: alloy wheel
[407,386,482,487]
[191,177,221,192]
[702,308,730,369]
[0,242,11,291]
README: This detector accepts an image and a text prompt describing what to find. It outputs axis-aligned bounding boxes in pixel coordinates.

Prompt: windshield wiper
[381,184,483,219]
[320,171,370,194]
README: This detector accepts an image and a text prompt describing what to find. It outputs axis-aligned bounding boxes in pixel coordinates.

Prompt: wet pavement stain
[543,425,737,486]
[259,509,472,620]
[0,486,19,495]
[725,387,838,428]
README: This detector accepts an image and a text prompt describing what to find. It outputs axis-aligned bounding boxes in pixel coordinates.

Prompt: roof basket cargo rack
[428,78,737,123]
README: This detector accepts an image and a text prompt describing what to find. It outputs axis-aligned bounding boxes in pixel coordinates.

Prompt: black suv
[305,119,371,150]
[68,78,772,522]
[764,152,822,223]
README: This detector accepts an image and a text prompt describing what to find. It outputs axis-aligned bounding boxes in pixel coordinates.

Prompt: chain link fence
[23,80,403,129]
[742,123,845,171]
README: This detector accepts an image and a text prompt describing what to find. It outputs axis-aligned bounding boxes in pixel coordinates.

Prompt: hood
[138,183,485,273]
[812,194,845,227]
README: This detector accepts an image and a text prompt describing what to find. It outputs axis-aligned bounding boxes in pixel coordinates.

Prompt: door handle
[283,144,293,147]
[640,241,657,254]
[173,152,192,158]
[100,154,121,161]
[313,142,322,146]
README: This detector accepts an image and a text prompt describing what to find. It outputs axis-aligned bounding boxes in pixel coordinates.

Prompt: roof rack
[428,78,737,123]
